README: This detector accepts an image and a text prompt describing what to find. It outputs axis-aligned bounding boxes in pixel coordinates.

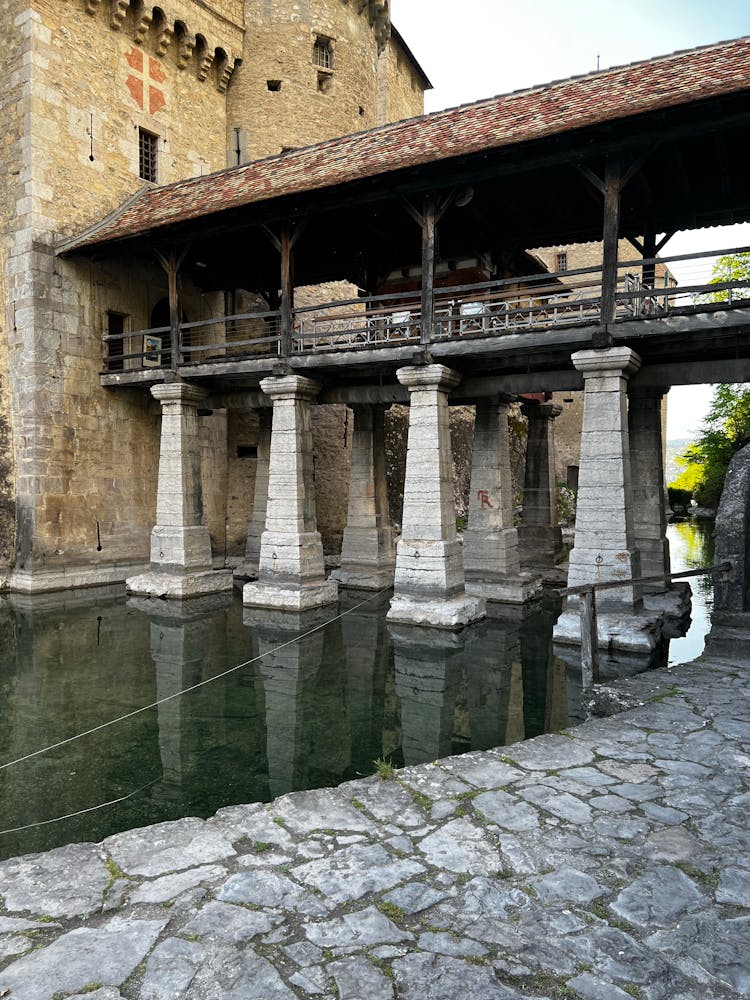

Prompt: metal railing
[562,562,733,691]
[101,245,750,373]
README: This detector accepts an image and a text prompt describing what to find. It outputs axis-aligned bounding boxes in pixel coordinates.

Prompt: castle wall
[0,1,25,577]
[2,0,428,590]
[229,0,383,158]
[377,31,425,125]
[3,1,242,589]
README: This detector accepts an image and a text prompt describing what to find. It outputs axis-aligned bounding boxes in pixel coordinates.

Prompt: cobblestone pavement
[1,652,749,999]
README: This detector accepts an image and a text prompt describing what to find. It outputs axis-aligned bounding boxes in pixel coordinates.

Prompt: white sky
[394,0,750,439]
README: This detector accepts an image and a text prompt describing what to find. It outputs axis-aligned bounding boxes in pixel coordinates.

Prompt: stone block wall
[229,0,423,160]
[0,1,25,578]
[376,31,426,125]
[0,0,428,589]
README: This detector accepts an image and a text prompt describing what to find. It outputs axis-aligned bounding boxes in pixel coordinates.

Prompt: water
[0,521,714,861]
[666,518,715,665]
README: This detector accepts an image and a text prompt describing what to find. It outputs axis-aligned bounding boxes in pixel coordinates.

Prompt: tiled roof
[60,36,750,254]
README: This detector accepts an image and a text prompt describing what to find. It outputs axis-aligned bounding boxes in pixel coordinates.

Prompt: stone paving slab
[1,653,750,998]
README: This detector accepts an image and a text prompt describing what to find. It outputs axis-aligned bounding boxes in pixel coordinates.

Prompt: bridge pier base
[387,365,485,630]
[464,400,542,603]
[629,386,691,622]
[332,404,396,590]
[518,400,564,571]
[243,375,338,612]
[553,347,660,653]
[127,382,233,599]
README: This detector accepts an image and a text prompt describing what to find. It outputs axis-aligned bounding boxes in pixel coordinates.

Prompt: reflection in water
[667,519,715,665]
[0,520,713,860]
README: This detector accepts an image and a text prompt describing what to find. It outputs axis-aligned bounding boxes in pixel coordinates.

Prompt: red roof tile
[60,36,750,253]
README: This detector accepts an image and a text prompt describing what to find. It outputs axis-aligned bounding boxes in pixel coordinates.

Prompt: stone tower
[0,0,427,591]
[228,1,399,160]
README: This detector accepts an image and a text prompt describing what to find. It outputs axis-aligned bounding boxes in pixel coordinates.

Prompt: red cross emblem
[125,47,166,115]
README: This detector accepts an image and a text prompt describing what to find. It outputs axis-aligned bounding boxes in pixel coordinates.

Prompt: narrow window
[138,128,158,183]
[556,251,568,273]
[107,311,126,372]
[313,36,333,70]
[267,79,282,91]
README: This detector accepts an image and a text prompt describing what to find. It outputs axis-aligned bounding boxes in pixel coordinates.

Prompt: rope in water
[0,588,388,837]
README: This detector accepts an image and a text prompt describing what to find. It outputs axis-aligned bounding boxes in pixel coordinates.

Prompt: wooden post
[642,232,656,290]
[155,248,188,372]
[420,196,437,345]
[280,226,294,357]
[167,254,180,371]
[580,587,600,692]
[599,156,622,329]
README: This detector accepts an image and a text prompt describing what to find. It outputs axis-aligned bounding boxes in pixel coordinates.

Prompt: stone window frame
[138,127,159,183]
[313,35,334,71]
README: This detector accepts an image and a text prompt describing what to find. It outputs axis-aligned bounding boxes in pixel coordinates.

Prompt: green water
[0,521,713,861]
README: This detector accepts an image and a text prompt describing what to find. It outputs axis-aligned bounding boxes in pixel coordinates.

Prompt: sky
[394,0,750,440]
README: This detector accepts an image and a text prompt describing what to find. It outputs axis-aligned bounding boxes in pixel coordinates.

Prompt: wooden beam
[420,195,437,345]
[600,155,622,332]
[155,246,188,372]
[280,226,294,356]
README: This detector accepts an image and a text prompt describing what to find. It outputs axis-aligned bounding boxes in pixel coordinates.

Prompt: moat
[0,521,714,862]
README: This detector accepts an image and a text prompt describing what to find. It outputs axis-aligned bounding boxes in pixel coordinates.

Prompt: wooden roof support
[262,222,306,356]
[401,191,462,346]
[155,246,189,374]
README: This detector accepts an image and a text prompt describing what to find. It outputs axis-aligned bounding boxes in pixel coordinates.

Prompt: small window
[313,36,333,70]
[358,105,365,117]
[267,79,282,92]
[237,445,258,459]
[556,251,568,273]
[317,72,333,94]
[138,128,158,183]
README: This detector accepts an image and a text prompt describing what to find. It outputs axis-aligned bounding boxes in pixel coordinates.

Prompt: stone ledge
[126,568,234,599]
[242,579,339,611]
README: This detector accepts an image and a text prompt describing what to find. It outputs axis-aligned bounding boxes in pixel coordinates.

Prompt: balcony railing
[101,246,750,374]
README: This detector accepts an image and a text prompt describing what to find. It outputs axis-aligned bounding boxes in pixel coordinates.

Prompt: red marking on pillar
[477,489,493,510]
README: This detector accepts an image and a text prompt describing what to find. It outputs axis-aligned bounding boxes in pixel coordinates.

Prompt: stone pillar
[464,400,542,603]
[333,405,396,589]
[243,375,338,611]
[553,347,659,653]
[518,400,564,569]
[236,408,272,580]
[386,365,485,629]
[628,386,670,586]
[127,382,233,598]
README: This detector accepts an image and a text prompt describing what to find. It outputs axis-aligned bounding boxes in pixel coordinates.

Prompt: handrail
[562,562,732,597]
[100,244,750,372]
[569,561,733,694]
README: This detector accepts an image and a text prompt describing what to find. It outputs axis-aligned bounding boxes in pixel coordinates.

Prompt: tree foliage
[670,383,750,507]
[703,251,750,303]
